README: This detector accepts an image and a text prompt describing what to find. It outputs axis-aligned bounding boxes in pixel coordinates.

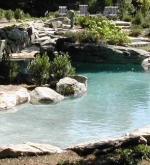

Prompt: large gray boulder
[0,26,29,54]
[0,85,30,110]
[56,77,87,96]
[30,87,64,104]
[56,41,150,64]
[0,142,62,158]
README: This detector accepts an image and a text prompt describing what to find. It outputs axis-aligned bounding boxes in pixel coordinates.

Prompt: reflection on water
[0,63,150,148]
[72,62,146,73]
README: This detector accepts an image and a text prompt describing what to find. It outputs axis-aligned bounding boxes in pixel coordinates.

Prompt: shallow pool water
[1,63,150,148]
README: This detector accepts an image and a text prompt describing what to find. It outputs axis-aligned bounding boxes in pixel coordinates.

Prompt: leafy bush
[122,15,132,22]
[23,13,31,19]
[107,32,131,46]
[76,30,99,43]
[119,145,150,165]
[75,16,131,45]
[14,8,24,20]
[54,11,60,18]
[28,53,50,86]
[106,15,118,21]
[5,10,14,20]
[130,25,143,37]
[63,31,78,43]
[51,52,75,81]
[141,22,150,29]
[76,15,106,28]
[132,12,144,25]
[0,8,5,19]
[141,16,150,28]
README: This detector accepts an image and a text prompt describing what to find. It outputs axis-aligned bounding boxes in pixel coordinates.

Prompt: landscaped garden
[1,0,150,164]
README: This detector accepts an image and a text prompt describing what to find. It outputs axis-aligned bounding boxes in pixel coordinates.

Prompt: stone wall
[60,42,150,64]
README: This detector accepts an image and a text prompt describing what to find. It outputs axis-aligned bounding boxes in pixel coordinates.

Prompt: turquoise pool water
[0,63,150,148]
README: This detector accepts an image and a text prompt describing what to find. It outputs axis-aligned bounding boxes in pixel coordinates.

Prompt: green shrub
[54,11,60,18]
[5,10,14,20]
[130,25,143,37]
[0,8,5,19]
[76,30,98,43]
[51,52,75,81]
[106,15,118,21]
[107,32,131,46]
[14,8,24,20]
[119,145,150,165]
[75,16,131,45]
[141,22,150,28]
[28,53,50,86]
[122,15,132,22]
[132,12,144,25]
[23,13,31,19]
[64,31,78,43]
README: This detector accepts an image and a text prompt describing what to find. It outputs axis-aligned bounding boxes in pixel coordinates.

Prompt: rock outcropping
[0,85,30,110]
[30,87,64,104]
[60,42,150,64]
[56,77,87,96]
[0,142,62,158]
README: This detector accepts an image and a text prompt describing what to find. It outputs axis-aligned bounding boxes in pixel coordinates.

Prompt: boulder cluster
[0,76,87,110]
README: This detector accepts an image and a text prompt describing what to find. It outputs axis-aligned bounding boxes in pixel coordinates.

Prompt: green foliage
[141,22,150,29]
[140,0,150,17]
[122,15,132,22]
[28,53,50,86]
[107,32,131,45]
[0,8,30,21]
[54,11,60,18]
[23,13,31,19]
[131,12,144,25]
[5,10,14,20]
[28,52,75,85]
[119,144,150,165]
[76,30,98,43]
[0,8,5,19]
[14,8,24,20]
[51,53,75,81]
[76,15,106,28]
[141,16,150,28]
[75,16,130,45]
[64,31,77,43]
[130,25,143,37]
[106,15,118,21]
[118,0,135,20]
[0,54,18,84]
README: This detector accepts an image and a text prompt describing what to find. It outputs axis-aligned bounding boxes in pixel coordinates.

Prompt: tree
[118,0,135,19]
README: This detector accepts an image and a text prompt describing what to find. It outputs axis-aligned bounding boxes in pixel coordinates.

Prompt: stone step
[129,37,150,42]
[129,41,150,47]
[119,25,131,29]
[114,20,131,26]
